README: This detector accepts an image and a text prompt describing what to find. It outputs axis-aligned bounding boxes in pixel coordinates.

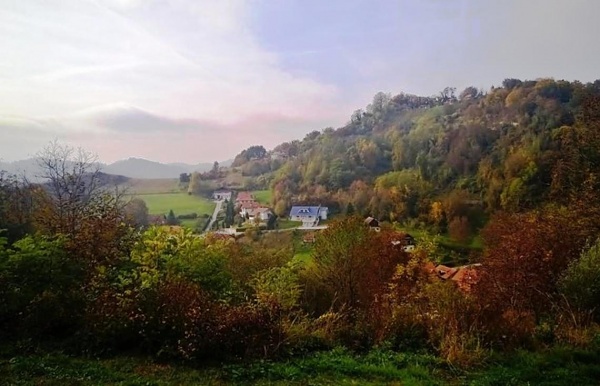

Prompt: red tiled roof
[450,266,480,292]
[435,265,458,280]
[236,191,254,201]
[240,201,260,209]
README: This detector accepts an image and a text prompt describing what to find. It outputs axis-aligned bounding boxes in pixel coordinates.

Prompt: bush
[559,239,600,321]
[177,213,198,220]
[0,236,86,340]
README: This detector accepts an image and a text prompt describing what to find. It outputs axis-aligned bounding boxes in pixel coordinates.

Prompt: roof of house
[435,265,458,280]
[240,201,260,209]
[236,191,254,202]
[289,206,327,216]
[246,207,272,217]
[214,188,232,193]
[365,217,379,226]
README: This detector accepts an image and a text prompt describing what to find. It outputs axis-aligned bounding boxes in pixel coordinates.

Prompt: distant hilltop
[0,157,233,180]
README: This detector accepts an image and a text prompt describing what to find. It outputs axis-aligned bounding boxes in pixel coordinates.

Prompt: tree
[166,210,179,226]
[448,216,470,243]
[188,172,213,196]
[559,239,600,320]
[345,203,355,216]
[266,213,277,230]
[35,141,117,235]
[0,171,35,243]
[311,216,409,313]
[124,198,149,228]
[179,173,190,183]
[223,199,235,228]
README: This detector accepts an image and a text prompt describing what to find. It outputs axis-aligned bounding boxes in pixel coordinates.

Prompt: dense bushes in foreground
[1,212,599,367]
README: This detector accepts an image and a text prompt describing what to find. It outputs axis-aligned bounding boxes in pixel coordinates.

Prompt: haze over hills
[0,157,233,180]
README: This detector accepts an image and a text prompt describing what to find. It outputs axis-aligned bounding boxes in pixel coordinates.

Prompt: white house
[212,189,232,201]
[289,205,328,227]
[244,207,273,222]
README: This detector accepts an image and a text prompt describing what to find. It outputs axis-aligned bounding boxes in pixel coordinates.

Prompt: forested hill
[235,78,600,229]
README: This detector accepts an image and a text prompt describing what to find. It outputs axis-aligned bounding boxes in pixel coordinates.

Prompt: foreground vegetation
[2,78,600,384]
[2,345,599,385]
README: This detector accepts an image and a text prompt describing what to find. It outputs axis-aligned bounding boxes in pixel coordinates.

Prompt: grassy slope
[124,178,182,195]
[252,190,273,205]
[2,346,599,385]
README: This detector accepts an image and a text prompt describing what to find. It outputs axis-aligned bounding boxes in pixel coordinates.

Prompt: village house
[212,189,232,201]
[391,233,416,252]
[289,205,328,227]
[432,263,481,292]
[364,217,381,231]
[235,191,255,205]
[243,206,273,222]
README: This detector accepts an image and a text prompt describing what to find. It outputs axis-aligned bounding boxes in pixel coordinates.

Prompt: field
[136,193,215,217]
[123,178,183,195]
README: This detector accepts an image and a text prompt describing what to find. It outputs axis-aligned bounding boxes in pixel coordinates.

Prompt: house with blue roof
[289,205,328,227]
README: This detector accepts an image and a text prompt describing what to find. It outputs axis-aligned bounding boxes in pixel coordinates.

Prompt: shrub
[177,213,198,220]
[559,239,600,321]
[0,235,86,340]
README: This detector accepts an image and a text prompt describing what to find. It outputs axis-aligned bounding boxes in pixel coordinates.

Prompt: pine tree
[166,209,179,225]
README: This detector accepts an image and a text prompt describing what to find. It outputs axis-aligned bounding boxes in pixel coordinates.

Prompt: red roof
[240,201,260,209]
[450,266,480,292]
[236,191,254,202]
[435,265,458,280]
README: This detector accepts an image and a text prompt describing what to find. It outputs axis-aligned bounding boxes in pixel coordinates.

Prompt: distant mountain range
[0,157,233,180]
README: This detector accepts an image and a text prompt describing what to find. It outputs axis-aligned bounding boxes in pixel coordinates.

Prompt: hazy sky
[1,0,600,163]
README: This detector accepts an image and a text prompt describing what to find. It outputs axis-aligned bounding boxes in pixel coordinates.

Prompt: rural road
[204,199,223,233]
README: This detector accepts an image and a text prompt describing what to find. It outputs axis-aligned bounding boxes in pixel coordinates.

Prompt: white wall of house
[319,208,328,220]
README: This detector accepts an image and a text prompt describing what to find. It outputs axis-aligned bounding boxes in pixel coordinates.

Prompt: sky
[1,0,600,164]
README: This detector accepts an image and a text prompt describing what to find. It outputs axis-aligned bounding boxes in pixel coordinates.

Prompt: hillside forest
[2,78,600,384]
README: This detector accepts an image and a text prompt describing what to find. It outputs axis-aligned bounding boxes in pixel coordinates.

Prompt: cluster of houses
[213,188,331,229]
[236,191,273,222]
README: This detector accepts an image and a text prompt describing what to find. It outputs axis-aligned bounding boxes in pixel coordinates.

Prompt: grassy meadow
[122,178,215,228]
[139,193,214,217]
[3,345,599,385]
[123,178,183,194]
[252,189,273,205]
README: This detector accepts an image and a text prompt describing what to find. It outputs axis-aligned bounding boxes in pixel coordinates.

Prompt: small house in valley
[244,207,273,222]
[212,189,232,201]
[235,191,255,205]
[364,217,381,231]
[391,233,416,252]
[289,205,328,227]
[431,263,481,292]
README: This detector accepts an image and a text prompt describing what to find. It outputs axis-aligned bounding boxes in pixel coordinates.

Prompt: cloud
[0,0,343,162]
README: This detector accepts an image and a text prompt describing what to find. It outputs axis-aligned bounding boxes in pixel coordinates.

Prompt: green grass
[252,190,273,205]
[135,193,215,217]
[0,352,221,385]
[277,219,299,230]
[2,345,599,385]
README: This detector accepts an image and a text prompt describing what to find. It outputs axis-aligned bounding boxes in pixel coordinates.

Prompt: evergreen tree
[166,209,179,225]
[346,203,355,216]
[224,199,235,227]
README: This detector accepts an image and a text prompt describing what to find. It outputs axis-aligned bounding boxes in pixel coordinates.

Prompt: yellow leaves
[430,201,444,225]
